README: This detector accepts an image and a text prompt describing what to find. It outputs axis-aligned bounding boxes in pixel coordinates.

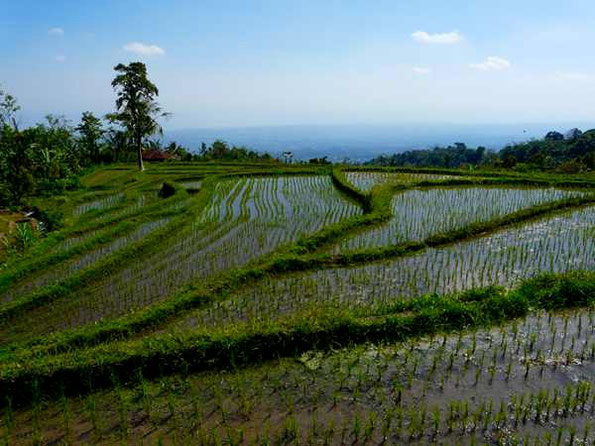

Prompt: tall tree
[76,111,104,163]
[0,87,20,129]
[107,62,167,171]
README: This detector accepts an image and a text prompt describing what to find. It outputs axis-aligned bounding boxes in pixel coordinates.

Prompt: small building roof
[142,149,173,161]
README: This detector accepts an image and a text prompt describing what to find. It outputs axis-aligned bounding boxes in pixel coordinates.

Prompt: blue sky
[2,0,595,129]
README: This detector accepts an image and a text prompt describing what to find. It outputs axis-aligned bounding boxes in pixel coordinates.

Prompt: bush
[1,222,43,254]
[31,206,64,232]
[558,159,586,174]
[158,182,176,198]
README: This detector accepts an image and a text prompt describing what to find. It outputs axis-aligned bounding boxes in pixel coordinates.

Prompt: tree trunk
[137,134,144,171]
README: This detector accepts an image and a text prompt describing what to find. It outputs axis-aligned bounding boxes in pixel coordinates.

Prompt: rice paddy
[332,186,586,252]
[0,163,593,445]
[171,206,594,331]
[345,171,461,191]
[0,174,361,343]
[6,309,593,445]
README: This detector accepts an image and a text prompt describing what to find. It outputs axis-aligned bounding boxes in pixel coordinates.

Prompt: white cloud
[48,27,64,36]
[123,42,165,56]
[54,55,66,62]
[469,56,511,71]
[412,66,431,75]
[411,31,462,44]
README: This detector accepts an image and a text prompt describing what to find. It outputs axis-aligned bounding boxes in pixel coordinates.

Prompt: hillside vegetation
[368,130,595,172]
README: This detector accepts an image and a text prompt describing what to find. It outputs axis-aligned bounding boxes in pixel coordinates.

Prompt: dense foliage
[0,115,83,206]
[368,130,595,171]
[197,139,274,161]
[368,143,491,169]
[500,128,595,171]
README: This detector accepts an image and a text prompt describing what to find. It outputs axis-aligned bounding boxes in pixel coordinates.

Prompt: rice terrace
[3,1,595,444]
[0,161,592,445]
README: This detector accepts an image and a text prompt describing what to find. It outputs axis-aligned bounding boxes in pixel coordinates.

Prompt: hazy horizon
[3,0,595,131]
[163,122,595,161]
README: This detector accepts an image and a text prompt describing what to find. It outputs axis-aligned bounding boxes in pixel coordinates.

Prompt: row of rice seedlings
[91,189,163,223]
[5,308,592,444]
[0,188,172,290]
[7,221,160,302]
[345,171,460,191]
[2,176,361,339]
[198,176,359,225]
[177,206,594,330]
[0,186,204,336]
[0,221,241,341]
[333,186,586,252]
[0,198,191,300]
[72,193,126,217]
[45,190,164,255]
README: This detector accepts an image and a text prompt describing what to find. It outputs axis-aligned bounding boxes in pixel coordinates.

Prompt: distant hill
[163,123,594,162]
[368,129,595,171]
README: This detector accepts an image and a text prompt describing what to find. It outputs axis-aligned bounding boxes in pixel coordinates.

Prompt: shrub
[159,182,176,198]
[31,206,64,232]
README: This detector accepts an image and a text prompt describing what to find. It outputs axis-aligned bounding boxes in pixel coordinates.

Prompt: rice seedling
[73,193,127,217]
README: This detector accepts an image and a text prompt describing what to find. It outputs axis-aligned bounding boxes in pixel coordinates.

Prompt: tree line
[368,143,490,169]
[367,130,595,172]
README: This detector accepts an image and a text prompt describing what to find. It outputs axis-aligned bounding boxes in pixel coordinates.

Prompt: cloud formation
[54,55,66,62]
[48,27,64,36]
[412,67,431,74]
[123,42,165,56]
[411,31,462,44]
[469,56,511,71]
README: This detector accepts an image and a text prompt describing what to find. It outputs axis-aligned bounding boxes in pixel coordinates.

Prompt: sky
[2,0,595,129]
